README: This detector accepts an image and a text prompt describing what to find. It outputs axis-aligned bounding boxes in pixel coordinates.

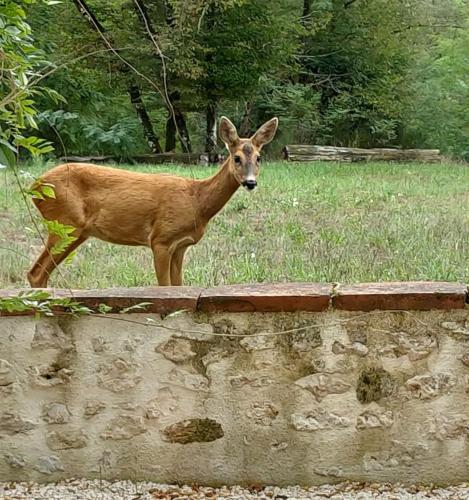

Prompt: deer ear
[219,116,239,148]
[251,117,278,148]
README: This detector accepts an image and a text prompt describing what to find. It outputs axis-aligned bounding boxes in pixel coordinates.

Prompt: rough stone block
[101,415,147,440]
[0,411,36,435]
[161,418,224,444]
[83,400,106,419]
[46,429,88,450]
[405,373,455,400]
[97,358,142,393]
[246,402,279,426]
[4,453,26,469]
[41,403,72,424]
[156,338,197,363]
[291,408,351,431]
[356,368,396,404]
[356,405,394,430]
[0,359,15,386]
[35,455,64,474]
[28,364,73,387]
[295,373,351,401]
[168,368,209,392]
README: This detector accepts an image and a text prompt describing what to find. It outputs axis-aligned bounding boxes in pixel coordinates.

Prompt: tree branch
[71,0,163,153]
[131,0,192,153]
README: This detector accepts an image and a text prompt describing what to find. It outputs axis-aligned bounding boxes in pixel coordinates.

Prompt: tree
[187,0,298,151]
[132,0,192,153]
[71,0,163,153]
[15,0,468,159]
[403,2,469,159]
[0,0,54,168]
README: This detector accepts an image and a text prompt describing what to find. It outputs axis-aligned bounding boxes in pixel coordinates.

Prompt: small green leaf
[0,143,16,168]
[41,185,55,198]
[163,309,189,319]
[64,250,77,265]
[120,302,153,314]
[98,303,113,314]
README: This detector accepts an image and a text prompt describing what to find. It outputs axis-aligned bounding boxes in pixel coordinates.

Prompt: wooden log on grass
[59,155,115,163]
[132,153,200,164]
[282,145,441,163]
[59,153,219,165]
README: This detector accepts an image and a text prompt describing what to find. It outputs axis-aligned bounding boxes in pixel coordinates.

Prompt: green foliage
[26,179,55,200]
[3,0,469,159]
[0,0,54,167]
[37,109,145,157]
[198,0,298,100]
[1,160,467,288]
[42,220,78,255]
[120,302,153,314]
[0,290,152,317]
[36,90,150,157]
[253,78,323,145]
[403,8,469,159]
[0,290,92,317]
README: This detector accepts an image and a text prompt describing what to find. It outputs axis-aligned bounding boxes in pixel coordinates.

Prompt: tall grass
[0,160,467,288]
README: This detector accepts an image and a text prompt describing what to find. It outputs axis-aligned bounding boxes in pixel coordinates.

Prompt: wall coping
[0,281,467,316]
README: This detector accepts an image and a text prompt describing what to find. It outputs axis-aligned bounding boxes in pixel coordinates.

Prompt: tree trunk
[164,0,176,28]
[238,101,252,137]
[174,107,192,153]
[165,108,191,153]
[128,84,162,153]
[72,0,161,154]
[165,113,176,152]
[132,0,192,154]
[201,3,218,162]
[205,101,217,155]
[72,0,105,31]
[302,0,311,23]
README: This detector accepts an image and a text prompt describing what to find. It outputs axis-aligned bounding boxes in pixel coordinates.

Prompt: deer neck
[197,158,240,221]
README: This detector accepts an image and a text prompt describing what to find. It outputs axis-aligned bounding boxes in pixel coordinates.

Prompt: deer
[27,116,278,287]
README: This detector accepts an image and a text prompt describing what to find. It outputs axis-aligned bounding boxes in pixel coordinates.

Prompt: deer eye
[234,155,241,164]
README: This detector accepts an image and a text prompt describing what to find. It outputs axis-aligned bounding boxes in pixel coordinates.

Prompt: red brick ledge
[198,283,332,313]
[0,287,202,316]
[0,282,466,316]
[333,282,467,311]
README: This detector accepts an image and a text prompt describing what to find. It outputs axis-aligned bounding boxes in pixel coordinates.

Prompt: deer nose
[243,179,257,190]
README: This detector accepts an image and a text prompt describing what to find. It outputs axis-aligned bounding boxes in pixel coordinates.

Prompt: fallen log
[59,153,223,165]
[58,155,115,163]
[282,145,441,163]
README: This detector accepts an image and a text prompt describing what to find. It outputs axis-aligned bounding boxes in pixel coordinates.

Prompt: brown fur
[28,117,278,287]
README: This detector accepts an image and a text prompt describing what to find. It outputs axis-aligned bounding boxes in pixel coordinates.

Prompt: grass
[0,159,467,289]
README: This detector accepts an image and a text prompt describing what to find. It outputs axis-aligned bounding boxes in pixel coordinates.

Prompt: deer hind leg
[170,246,188,286]
[28,233,87,288]
[152,244,172,286]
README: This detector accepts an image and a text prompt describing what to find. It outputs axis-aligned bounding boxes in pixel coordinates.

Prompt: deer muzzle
[242,179,257,190]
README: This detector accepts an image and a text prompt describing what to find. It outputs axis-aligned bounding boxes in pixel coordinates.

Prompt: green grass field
[0,160,467,289]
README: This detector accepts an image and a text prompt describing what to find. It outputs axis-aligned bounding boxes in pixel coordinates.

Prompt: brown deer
[28,116,278,287]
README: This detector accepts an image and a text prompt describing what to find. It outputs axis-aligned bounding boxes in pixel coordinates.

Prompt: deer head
[219,116,278,191]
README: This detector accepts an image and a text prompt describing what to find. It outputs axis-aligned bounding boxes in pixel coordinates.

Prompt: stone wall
[0,282,468,485]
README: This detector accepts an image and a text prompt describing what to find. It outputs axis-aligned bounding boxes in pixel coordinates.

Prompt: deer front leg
[170,246,187,286]
[152,244,172,286]
[28,233,87,288]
